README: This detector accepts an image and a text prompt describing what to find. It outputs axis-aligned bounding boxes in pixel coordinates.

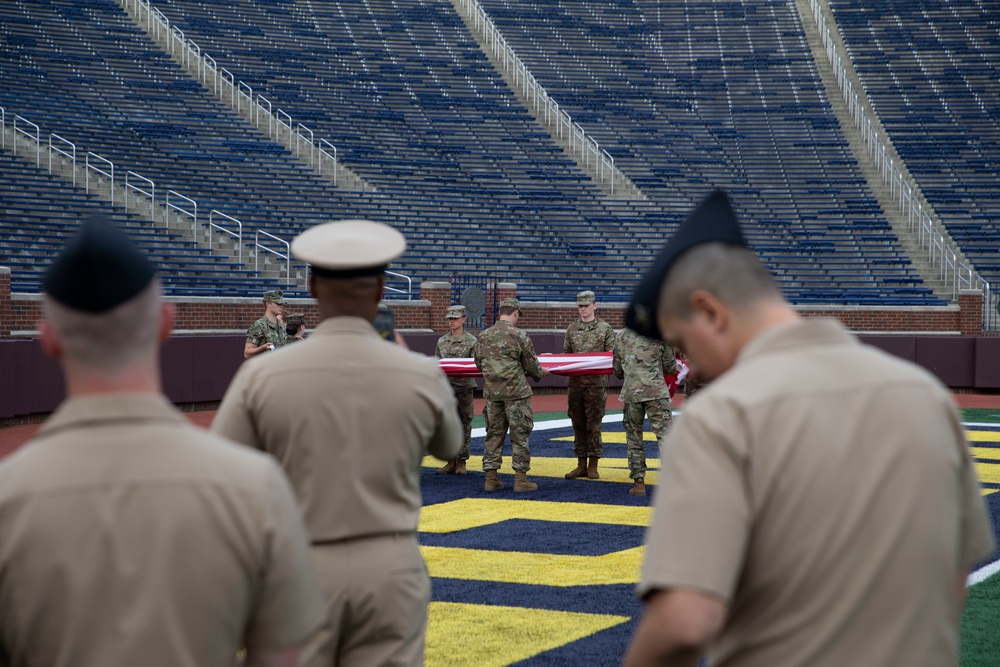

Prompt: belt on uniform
[311,530,416,547]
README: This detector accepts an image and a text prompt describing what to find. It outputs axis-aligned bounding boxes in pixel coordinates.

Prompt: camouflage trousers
[623,398,673,479]
[567,386,607,458]
[483,397,533,473]
[450,385,474,460]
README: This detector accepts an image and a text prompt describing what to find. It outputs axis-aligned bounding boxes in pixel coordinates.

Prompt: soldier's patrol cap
[625,189,747,340]
[263,290,285,304]
[285,312,305,327]
[446,305,467,319]
[499,297,522,313]
[291,219,406,279]
[43,213,156,314]
[576,290,596,306]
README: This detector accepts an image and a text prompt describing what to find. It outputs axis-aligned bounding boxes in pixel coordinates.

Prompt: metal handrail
[0,107,5,150]
[48,133,76,186]
[454,0,618,194]
[85,152,114,196]
[119,0,369,192]
[209,210,243,264]
[808,0,991,327]
[166,189,197,236]
[384,270,413,299]
[13,115,40,166]
[319,139,337,185]
[125,171,154,214]
[255,230,291,285]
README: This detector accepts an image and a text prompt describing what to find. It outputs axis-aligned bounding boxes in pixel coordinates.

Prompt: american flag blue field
[418,413,1000,666]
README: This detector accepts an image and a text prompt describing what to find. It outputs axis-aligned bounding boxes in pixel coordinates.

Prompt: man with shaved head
[623,191,995,667]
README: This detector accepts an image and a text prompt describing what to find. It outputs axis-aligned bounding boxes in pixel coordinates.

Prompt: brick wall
[0,272,986,337]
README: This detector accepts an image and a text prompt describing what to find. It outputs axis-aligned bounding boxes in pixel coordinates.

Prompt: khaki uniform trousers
[303,534,430,667]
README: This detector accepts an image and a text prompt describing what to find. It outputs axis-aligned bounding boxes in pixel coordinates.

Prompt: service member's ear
[689,289,728,334]
[308,274,318,299]
[38,320,63,361]
[159,302,177,344]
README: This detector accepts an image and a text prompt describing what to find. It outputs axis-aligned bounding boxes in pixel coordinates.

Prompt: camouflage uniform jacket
[474,321,544,401]
[246,315,287,349]
[613,328,675,403]
[563,318,615,387]
[435,331,478,390]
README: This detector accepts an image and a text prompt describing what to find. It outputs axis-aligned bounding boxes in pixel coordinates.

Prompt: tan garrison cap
[576,290,595,305]
[499,297,522,312]
[263,290,285,304]
[291,219,406,278]
[446,305,466,319]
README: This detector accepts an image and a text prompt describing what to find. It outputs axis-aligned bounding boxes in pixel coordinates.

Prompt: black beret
[43,214,156,313]
[625,189,747,340]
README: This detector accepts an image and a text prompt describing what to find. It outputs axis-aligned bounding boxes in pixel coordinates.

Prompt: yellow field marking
[966,430,1000,443]
[422,545,644,587]
[553,432,659,444]
[983,489,997,497]
[426,602,629,667]
[421,456,660,484]
[972,447,1000,460]
[975,462,1000,485]
[419,498,651,533]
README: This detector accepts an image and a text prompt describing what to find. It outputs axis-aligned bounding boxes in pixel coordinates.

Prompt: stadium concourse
[2,391,998,666]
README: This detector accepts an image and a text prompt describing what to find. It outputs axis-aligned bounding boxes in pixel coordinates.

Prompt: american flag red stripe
[438,352,688,398]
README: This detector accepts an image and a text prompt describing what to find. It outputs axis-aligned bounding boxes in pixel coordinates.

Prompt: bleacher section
[0,0,947,304]
[1,0,665,301]
[829,0,1000,285]
[475,0,941,304]
[0,151,260,295]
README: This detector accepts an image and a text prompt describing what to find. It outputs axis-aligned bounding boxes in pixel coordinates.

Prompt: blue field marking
[420,518,647,556]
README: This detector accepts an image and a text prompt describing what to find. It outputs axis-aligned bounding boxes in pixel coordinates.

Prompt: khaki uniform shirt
[563,317,615,387]
[246,315,287,349]
[612,328,675,403]
[213,317,463,543]
[435,331,478,391]
[473,320,545,401]
[0,394,324,667]
[639,320,996,667]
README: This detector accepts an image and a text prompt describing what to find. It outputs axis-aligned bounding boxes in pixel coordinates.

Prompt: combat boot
[484,470,505,491]
[436,460,457,475]
[513,471,538,492]
[587,457,601,479]
[629,478,646,496]
[564,457,588,479]
[454,459,467,475]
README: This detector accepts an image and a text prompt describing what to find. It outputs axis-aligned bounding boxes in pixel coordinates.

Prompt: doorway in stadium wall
[451,275,496,332]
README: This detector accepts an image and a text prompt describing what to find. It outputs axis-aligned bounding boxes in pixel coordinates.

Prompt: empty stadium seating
[829,0,1000,287]
[0,0,948,304]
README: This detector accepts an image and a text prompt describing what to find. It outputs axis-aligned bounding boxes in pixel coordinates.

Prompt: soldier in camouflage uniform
[284,312,306,343]
[613,327,676,496]
[243,290,287,359]
[473,297,549,492]
[434,305,478,475]
[563,290,616,480]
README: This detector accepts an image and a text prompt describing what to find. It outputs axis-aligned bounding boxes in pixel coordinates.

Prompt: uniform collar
[738,319,856,364]
[313,316,380,337]
[38,393,186,439]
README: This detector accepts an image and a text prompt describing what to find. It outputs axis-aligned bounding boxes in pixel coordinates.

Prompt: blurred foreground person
[0,216,323,667]
[214,220,462,667]
[623,191,995,667]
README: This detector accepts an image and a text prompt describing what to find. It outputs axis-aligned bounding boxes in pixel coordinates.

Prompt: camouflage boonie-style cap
[499,297,522,312]
[446,305,467,319]
[285,312,305,327]
[576,290,595,305]
[263,290,285,304]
